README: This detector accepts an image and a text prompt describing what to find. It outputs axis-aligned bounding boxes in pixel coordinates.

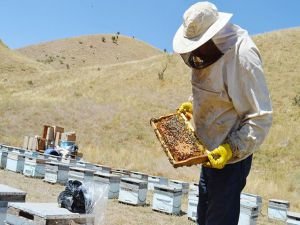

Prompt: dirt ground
[0,169,285,225]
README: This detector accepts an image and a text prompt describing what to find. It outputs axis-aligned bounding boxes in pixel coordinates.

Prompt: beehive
[238,200,259,225]
[187,192,198,221]
[150,113,208,167]
[68,167,95,183]
[241,192,262,212]
[23,156,46,178]
[94,172,121,199]
[169,179,189,194]
[152,185,182,215]
[287,211,300,225]
[268,199,290,221]
[6,151,25,173]
[148,176,168,191]
[0,148,8,169]
[0,184,26,224]
[5,202,94,225]
[118,177,147,206]
[44,161,70,184]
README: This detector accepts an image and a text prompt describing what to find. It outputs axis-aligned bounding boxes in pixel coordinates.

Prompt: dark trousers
[197,155,253,225]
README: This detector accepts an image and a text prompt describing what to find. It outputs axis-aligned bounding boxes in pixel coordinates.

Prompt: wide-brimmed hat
[173,1,233,54]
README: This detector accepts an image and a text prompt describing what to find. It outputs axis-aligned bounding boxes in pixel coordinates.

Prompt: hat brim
[173,12,233,54]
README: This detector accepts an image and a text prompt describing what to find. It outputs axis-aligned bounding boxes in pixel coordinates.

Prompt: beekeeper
[173,2,272,225]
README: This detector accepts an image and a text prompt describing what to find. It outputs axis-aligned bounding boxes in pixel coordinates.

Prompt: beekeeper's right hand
[177,101,193,120]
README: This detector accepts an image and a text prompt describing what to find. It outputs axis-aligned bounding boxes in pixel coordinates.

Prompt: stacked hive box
[187,183,199,221]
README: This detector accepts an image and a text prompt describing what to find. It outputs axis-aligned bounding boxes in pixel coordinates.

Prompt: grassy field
[0,28,300,223]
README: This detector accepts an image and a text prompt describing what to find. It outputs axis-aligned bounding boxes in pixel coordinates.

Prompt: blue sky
[0,0,299,52]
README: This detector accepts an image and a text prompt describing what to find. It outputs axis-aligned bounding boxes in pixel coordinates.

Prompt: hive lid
[269,199,290,205]
[154,184,182,193]
[0,184,26,196]
[287,211,300,219]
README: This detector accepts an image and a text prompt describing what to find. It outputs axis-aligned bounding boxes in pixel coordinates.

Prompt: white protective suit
[191,23,273,163]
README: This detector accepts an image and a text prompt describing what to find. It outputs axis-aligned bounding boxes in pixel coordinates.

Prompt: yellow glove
[178,101,193,120]
[205,144,233,169]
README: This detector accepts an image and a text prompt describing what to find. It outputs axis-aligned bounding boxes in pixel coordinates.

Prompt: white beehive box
[238,200,259,225]
[169,179,189,194]
[241,192,262,212]
[0,184,26,224]
[0,148,8,169]
[287,211,300,225]
[268,199,290,221]
[44,161,59,184]
[148,176,168,191]
[23,156,46,178]
[118,177,147,206]
[6,151,25,173]
[5,202,94,225]
[94,172,121,199]
[44,161,70,184]
[152,185,182,215]
[68,167,95,183]
[189,183,199,196]
[187,192,198,221]
[187,183,199,221]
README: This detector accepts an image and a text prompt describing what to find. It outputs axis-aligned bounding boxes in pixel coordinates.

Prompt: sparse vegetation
[102,37,106,43]
[27,80,33,85]
[112,36,118,44]
[293,94,300,106]
[0,30,298,224]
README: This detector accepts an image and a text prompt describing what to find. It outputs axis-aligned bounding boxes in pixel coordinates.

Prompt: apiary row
[1,143,299,225]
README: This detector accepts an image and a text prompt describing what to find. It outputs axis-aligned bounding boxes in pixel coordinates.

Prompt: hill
[0,39,48,75]
[0,28,299,213]
[16,34,163,70]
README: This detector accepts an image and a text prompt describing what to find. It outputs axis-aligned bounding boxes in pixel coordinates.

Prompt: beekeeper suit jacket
[191,23,273,163]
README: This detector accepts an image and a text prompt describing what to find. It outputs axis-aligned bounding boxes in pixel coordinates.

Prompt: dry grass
[0,28,300,223]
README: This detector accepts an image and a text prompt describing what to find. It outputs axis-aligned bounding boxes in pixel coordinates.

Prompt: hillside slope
[0,40,48,75]
[16,34,163,70]
[0,28,299,211]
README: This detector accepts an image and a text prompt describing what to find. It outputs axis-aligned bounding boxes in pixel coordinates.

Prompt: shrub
[102,37,106,43]
[292,94,300,107]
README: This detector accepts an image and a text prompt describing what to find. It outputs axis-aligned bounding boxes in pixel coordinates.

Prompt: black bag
[58,180,89,213]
